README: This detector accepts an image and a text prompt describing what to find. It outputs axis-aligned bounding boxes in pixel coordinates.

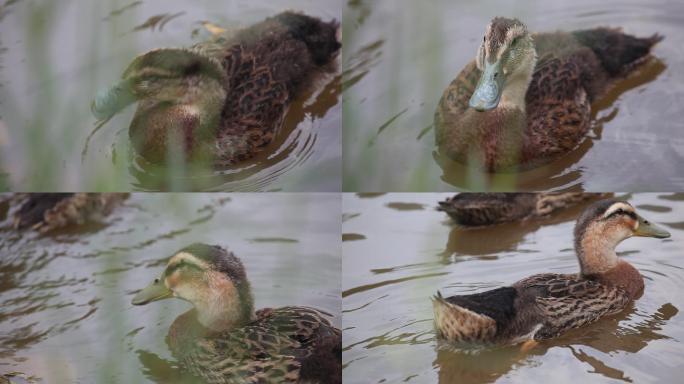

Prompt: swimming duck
[132,243,341,384]
[92,12,340,166]
[437,192,608,226]
[434,17,663,171]
[10,193,128,233]
[433,199,670,346]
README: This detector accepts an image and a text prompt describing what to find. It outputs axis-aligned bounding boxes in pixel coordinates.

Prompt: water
[0,193,341,383]
[342,0,684,191]
[0,0,341,192]
[342,193,684,383]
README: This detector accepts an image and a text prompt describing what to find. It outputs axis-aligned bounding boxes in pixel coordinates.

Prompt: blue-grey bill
[469,62,504,112]
[91,80,136,121]
[131,276,172,305]
[635,215,671,239]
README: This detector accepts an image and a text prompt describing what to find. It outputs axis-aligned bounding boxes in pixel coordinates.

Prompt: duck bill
[634,214,671,239]
[132,275,172,305]
[469,61,504,112]
[91,79,137,121]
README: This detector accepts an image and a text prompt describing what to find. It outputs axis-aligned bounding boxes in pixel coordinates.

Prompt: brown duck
[433,199,670,348]
[92,12,340,166]
[8,193,128,233]
[434,17,663,171]
[132,243,341,384]
[437,192,608,226]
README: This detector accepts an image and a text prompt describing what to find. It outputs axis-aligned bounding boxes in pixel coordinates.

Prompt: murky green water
[342,0,684,191]
[342,193,684,383]
[0,193,341,383]
[0,0,341,192]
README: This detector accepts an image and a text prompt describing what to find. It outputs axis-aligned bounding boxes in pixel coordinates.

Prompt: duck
[434,17,663,171]
[437,192,609,226]
[132,243,341,384]
[9,193,128,233]
[92,11,341,166]
[433,199,670,348]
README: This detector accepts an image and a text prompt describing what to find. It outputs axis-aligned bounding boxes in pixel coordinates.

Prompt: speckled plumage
[437,192,604,226]
[95,12,340,166]
[435,18,662,171]
[133,244,341,384]
[433,199,669,345]
[10,193,128,233]
[169,306,340,384]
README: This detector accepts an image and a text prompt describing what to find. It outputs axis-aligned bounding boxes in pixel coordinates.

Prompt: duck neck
[194,276,255,332]
[498,49,537,113]
[575,230,621,276]
[576,231,645,299]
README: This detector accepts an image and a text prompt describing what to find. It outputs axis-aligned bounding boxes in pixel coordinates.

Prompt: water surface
[342,193,684,383]
[342,0,684,191]
[0,0,341,191]
[0,193,341,383]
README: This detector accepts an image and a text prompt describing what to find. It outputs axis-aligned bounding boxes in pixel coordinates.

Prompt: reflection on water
[342,193,684,383]
[0,0,341,192]
[442,194,609,257]
[0,194,340,383]
[342,0,684,192]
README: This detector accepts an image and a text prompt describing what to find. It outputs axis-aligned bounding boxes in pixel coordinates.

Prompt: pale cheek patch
[165,272,180,291]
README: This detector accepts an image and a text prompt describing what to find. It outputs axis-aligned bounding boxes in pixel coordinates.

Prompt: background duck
[92,12,341,166]
[433,199,670,348]
[434,17,663,171]
[6,193,128,233]
[132,243,341,384]
[437,192,610,226]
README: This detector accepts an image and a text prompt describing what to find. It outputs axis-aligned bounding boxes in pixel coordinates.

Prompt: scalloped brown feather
[434,272,633,344]
[168,306,341,384]
[206,12,340,166]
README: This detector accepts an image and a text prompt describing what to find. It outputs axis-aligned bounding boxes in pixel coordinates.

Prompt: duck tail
[573,28,664,76]
[432,291,497,343]
[275,11,341,66]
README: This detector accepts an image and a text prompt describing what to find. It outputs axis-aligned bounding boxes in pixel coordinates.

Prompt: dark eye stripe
[606,209,637,221]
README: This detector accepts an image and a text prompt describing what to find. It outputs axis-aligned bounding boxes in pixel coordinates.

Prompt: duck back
[214,12,340,164]
[573,28,664,77]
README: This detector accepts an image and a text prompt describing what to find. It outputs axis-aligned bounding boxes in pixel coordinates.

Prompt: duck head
[574,200,670,276]
[470,17,537,112]
[92,49,228,164]
[132,243,254,331]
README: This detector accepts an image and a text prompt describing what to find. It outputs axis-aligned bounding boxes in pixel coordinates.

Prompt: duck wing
[516,273,631,340]
[523,55,592,165]
[180,306,339,384]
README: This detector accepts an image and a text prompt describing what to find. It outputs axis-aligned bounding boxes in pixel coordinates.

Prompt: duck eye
[154,278,159,283]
